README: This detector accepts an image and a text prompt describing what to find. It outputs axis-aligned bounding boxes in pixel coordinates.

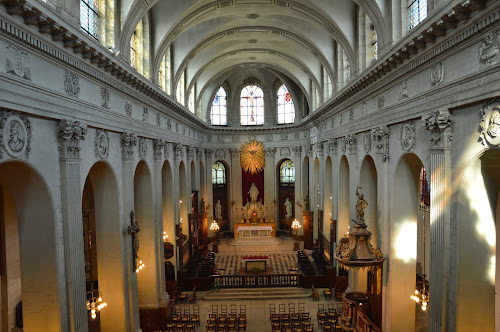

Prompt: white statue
[215,200,222,220]
[248,183,259,202]
[284,198,292,218]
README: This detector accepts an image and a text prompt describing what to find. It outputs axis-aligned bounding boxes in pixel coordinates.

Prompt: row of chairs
[170,305,201,327]
[210,304,246,315]
[269,303,305,315]
[163,322,197,332]
[316,304,342,332]
[270,304,314,332]
[297,251,315,275]
[312,248,328,276]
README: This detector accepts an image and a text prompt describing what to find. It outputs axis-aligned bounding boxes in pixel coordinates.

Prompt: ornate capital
[215,149,226,159]
[372,126,389,156]
[314,143,324,157]
[280,147,291,158]
[265,147,276,158]
[304,145,312,157]
[363,131,372,153]
[340,137,346,154]
[188,145,195,159]
[327,138,337,155]
[229,148,239,158]
[205,148,214,158]
[153,139,165,160]
[121,132,137,160]
[346,134,357,154]
[292,146,301,157]
[138,137,147,160]
[57,119,87,159]
[197,148,203,160]
[174,143,183,160]
[422,109,453,148]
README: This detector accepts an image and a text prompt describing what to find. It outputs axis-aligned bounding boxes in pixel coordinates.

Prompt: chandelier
[210,219,220,232]
[86,287,107,319]
[410,209,429,311]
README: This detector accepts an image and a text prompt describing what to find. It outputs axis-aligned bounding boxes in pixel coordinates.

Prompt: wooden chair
[298,303,305,313]
[188,288,197,304]
[288,303,296,314]
[179,291,188,304]
[278,304,286,314]
[269,303,276,316]
[211,305,218,315]
[230,304,237,315]
[191,304,200,326]
[312,284,319,301]
[221,304,228,314]
[324,288,332,300]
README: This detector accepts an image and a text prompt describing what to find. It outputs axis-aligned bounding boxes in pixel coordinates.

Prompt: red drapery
[242,169,264,203]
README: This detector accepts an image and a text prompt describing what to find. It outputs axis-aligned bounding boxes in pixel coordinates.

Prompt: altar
[234,222,276,238]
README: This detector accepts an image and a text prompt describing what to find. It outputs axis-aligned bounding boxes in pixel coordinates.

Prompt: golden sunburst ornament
[240,140,265,174]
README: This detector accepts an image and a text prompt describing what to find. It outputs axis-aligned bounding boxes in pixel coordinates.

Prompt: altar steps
[202,287,312,301]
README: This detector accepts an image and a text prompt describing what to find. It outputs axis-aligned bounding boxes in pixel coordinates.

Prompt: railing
[356,306,383,332]
[340,292,383,332]
[212,274,299,288]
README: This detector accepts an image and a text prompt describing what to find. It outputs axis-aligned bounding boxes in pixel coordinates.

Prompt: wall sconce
[163,232,168,241]
[136,257,145,273]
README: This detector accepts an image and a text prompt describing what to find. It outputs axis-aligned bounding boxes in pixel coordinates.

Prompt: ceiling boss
[240,140,265,174]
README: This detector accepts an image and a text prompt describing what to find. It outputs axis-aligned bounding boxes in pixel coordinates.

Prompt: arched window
[212,161,226,184]
[159,47,171,95]
[80,0,115,47]
[211,87,227,125]
[176,70,186,106]
[130,17,150,78]
[371,25,378,61]
[188,86,195,113]
[408,0,427,30]
[323,67,333,99]
[240,85,264,126]
[280,160,295,184]
[277,84,294,124]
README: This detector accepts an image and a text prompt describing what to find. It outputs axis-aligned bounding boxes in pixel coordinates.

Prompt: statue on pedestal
[284,198,293,218]
[354,187,368,227]
[248,182,259,202]
[215,200,222,220]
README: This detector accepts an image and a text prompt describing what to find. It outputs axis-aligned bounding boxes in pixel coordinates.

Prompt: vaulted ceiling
[119,0,388,110]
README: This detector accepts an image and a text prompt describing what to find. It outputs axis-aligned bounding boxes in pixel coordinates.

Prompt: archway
[212,161,229,232]
[199,161,205,200]
[84,161,125,332]
[456,149,500,331]
[179,161,187,238]
[390,153,424,332]
[278,159,295,232]
[134,161,158,308]
[324,156,333,235]
[0,161,59,331]
[359,156,378,246]
[302,156,309,206]
[314,157,320,240]
[338,156,350,240]
[162,161,176,277]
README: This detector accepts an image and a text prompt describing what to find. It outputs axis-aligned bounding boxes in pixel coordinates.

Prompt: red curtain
[242,169,264,203]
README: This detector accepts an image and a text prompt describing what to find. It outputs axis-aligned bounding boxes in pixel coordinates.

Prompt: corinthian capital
[422,109,453,148]
[57,119,87,159]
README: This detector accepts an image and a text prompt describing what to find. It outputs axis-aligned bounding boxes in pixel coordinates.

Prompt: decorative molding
[422,109,453,148]
[215,149,226,159]
[156,113,161,126]
[349,108,354,122]
[399,79,409,100]
[431,62,445,86]
[64,70,80,97]
[479,32,499,68]
[377,95,385,110]
[121,132,137,160]
[280,147,291,158]
[294,132,299,139]
[94,129,109,159]
[340,137,346,154]
[315,143,324,157]
[281,134,288,141]
[229,148,239,158]
[5,44,31,81]
[153,139,164,160]
[372,126,390,155]
[207,135,212,142]
[400,121,416,151]
[167,118,172,130]
[138,137,147,159]
[363,131,372,153]
[327,139,337,155]
[346,134,357,154]
[101,86,110,109]
[0,110,31,159]
[479,99,500,146]
[125,102,132,116]
[57,119,87,159]
[304,145,312,157]
[362,102,367,116]
[292,146,301,157]
[232,135,240,142]
[164,142,170,159]
[188,146,195,159]
[218,135,225,142]
[142,107,149,122]
[197,148,203,160]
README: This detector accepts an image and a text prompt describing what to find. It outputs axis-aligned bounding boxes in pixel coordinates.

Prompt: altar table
[233,222,276,238]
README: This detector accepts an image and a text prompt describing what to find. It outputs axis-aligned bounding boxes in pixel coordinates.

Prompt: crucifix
[128,211,140,272]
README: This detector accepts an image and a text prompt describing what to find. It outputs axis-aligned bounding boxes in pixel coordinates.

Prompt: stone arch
[359,155,378,246]
[162,160,176,272]
[0,161,59,331]
[324,156,333,235]
[338,155,350,240]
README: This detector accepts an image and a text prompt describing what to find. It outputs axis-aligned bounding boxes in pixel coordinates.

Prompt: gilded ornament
[240,140,265,174]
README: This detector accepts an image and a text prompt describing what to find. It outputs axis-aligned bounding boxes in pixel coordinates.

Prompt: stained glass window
[408,0,427,30]
[277,84,294,124]
[159,47,171,95]
[130,31,138,69]
[188,87,195,113]
[212,161,226,185]
[240,85,264,126]
[80,0,99,40]
[323,67,333,99]
[371,25,378,61]
[419,167,430,210]
[177,71,185,106]
[211,87,227,126]
[280,160,295,184]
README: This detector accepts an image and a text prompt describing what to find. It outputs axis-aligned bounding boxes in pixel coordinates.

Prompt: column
[153,139,168,306]
[422,110,453,332]
[264,148,277,223]
[229,148,242,228]
[205,149,215,220]
[57,120,88,332]
[121,132,140,331]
